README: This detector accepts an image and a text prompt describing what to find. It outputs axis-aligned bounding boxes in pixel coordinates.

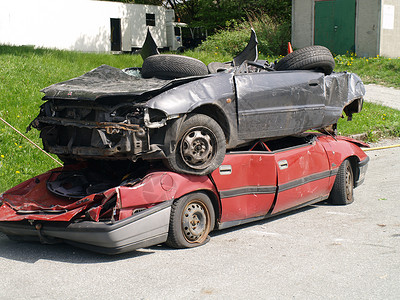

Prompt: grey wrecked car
[28,30,365,175]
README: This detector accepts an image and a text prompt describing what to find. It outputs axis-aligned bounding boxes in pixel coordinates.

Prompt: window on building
[146,13,155,26]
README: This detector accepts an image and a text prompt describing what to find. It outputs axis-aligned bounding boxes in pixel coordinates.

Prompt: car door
[234,70,325,140]
[211,146,277,225]
[271,137,332,214]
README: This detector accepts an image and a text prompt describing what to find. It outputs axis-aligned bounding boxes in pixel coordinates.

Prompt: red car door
[211,146,277,224]
[272,138,331,214]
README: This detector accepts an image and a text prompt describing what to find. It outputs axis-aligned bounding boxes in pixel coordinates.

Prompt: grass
[337,102,400,139]
[1,45,400,192]
[0,46,142,192]
[334,53,400,88]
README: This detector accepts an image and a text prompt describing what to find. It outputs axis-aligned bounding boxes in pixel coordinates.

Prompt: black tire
[328,159,354,205]
[275,45,335,75]
[141,54,208,79]
[164,114,226,176]
[166,192,215,248]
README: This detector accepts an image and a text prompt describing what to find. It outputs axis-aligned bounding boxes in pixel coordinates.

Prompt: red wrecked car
[0,133,368,254]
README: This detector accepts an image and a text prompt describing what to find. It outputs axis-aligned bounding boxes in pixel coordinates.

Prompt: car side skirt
[217,195,329,230]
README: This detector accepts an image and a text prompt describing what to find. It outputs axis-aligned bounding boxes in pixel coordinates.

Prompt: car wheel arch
[174,189,221,230]
[346,155,360,184]
[167,190,220,236]
[164,173,221,224]
[189,104,231,145]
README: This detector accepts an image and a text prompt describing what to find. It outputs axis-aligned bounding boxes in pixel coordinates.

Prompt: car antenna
[0,117,63,166]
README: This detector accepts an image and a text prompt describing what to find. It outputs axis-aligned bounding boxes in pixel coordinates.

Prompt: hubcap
[182,200,210,243]
[180,127,217,169]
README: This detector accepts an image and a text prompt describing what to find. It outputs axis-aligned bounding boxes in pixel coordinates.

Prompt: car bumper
[355,156,369,188]
[0,200,172,255]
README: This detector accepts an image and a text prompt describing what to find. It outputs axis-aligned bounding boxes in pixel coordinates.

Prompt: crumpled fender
[145,73,235,116]
[0,168,220,223]
[117,171,219,220]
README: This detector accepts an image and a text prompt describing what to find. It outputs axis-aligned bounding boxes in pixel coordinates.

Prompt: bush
[197,15,291,57]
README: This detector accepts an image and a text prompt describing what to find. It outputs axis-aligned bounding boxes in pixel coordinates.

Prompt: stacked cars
[0,30,368,253]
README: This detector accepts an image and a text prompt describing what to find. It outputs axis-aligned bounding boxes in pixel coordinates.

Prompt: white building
[0,0,183,52]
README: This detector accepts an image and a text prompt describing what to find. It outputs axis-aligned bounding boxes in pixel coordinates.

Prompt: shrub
[197,14,291,57]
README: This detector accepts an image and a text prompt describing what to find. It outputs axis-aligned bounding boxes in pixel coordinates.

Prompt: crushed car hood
[41,64,208,101]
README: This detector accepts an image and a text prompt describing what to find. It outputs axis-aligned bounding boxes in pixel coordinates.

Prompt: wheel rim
[180,126,217,170]
[345,164,354,202]
[181,200,211,244]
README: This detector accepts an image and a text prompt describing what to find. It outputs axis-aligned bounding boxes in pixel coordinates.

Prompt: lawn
[0,45,399,192]
[334,53,400,88]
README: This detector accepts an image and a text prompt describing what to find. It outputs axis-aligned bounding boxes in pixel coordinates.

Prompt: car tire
[328,159,354,205]
[141,54,208,79]
[164,114,226,176]
[166,192,215,248]
[274,45,335,75]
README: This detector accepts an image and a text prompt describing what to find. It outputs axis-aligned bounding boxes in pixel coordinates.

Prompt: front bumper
[0,200,172,254]
[355,156,369,188]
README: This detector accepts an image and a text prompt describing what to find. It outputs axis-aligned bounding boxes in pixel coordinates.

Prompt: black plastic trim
[220,186,277,199]
[279,169,335,192]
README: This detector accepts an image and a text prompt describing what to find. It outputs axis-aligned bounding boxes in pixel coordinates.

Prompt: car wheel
[328,159,354,205]
[274,45,335,75]
[164,114,226,176]
[166,192,215,248]
[141,54,208,79]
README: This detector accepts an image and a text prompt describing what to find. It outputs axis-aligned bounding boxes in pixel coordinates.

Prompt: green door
[314,0,356,54]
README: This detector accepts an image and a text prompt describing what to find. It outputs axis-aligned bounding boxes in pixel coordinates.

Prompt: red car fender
[317,135,368,182]
[117,171,220,220]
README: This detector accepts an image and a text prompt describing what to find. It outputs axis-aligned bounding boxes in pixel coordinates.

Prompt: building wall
[379,0,400,58]
[0,0,168,52]
[356,0,380,58]
[292,0,314,49]
[292,0,400,58]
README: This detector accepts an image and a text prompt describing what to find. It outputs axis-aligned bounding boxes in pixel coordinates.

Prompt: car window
[264,135,316,152]
[227,135,315,154]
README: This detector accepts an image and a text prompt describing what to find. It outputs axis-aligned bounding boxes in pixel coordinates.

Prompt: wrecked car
[0,133,369,254]
[27,30,365,175]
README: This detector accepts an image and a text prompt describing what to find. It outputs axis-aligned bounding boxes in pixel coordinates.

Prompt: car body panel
[146,72,236,116]
[211,152,277,223]
[235,71,326,139]
[0,134,369,254]
[272,141,331,213]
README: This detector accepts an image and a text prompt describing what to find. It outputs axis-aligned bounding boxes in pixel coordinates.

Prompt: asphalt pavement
[0,84,399,299]
[0,139,399,300]
[364,84,400,110]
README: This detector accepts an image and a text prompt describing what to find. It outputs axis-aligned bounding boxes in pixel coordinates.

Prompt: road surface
[0,145,399,299]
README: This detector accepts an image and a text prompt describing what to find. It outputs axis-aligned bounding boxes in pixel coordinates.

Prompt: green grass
[0,46,143,192]
[334,53,400,88]
[337,102,400,139]
[1,45,400,192]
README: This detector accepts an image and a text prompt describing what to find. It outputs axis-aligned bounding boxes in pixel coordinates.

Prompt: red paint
[211,153,276,222]
[272,141,331,213]
[0,135,368,228]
